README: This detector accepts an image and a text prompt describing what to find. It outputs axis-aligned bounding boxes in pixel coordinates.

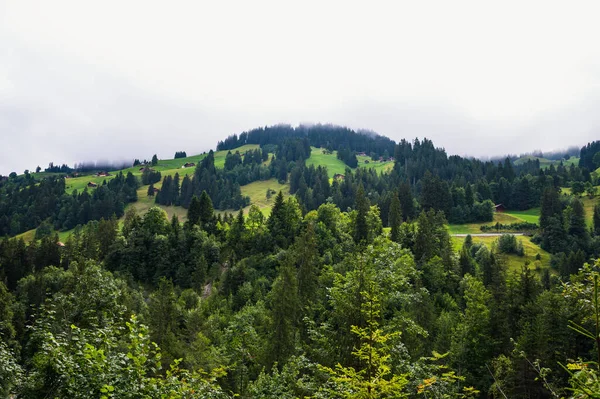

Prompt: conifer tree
[388,191,402,243]
[295,222,319,308]
[569,197,589,251]
[593,204,600,236]
[398,181,414,221]
[198,190,215,232]
[465,183,474,208]
[267,191,287,248]
[187,195,202,226]
[319,286,408,397]
[268,258,298,366]
[354,185,370,245]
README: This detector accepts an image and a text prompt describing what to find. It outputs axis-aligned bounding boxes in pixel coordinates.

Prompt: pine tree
[354,185,370,245]
[540,187,561,230]
[459,245,475,276]
[593,204,600,236]
[151,154,158,166]
[267,191,293,248]
[268,259,299,366]
[388,191,402,243]
[465,183,474,208]
[569,197,589,251]
[172,173,180,206]
[319,287,408,397]
[295,222,319,308]
[198,190,215,233]
[147,184,155,196]
[187,196,202,226]
[227,209,246,257]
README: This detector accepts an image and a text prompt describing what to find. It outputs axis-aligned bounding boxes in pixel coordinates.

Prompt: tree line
[0,172,138,236]
[1,185,600,396]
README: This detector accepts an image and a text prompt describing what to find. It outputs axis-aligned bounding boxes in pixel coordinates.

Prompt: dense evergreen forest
[1,129,600,397]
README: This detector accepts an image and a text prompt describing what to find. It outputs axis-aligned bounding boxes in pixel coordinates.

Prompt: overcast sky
[2,1,600,174]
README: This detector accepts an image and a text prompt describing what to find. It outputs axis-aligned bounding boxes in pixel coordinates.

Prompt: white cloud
[1,0,600,173]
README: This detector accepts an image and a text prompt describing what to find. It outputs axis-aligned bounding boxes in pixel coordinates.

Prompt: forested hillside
[1,130,600,397]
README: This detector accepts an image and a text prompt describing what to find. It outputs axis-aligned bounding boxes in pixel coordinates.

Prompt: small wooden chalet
[87,182,98,188]
[333,173,345,180]
[494,203,506,212]
[182,162,196,168]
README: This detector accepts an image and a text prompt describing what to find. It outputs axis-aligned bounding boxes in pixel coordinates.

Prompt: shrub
[496,234,524,256]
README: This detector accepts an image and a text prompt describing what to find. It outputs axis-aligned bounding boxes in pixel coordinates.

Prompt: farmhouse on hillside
[87,182,98,188]
[494,203,506,212]
[182,162,196,168]
[333,173,345,180]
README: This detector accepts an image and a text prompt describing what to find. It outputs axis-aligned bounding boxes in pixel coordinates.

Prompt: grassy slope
[64,145,260,193]
[448,212,527,234]
[305,148,348,177]
[559,187,598,227]
[504,208,540,224]
[306,147,394,178]
[238,179,290,216]
[24,144,390,241]
[452,235,552,273]
[514,156,579,168]
[357,155,395,174]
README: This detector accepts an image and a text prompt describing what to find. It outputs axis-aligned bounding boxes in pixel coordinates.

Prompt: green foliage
[318,289,409,398]
[388,191,402,243]
[268,258,299,366]
[5,131,600,398]
[560,262,600,398]
[0,341,22,397]
[496,234,525,256]
[450,275,492,389]
[23,314,229,398]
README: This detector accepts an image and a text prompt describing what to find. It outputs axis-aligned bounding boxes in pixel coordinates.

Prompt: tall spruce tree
[569,197,589,251]
[398,180,414,221]
[268,258,299,366]
[593,204,600,236]
[187,195,202,226]
[267,191,287,248]
[198,190,215,233]
[388,191,402,243]
[353,185,370,245]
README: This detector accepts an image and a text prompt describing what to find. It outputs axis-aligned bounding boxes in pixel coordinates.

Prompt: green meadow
[306,147,394,178]
[305,147,348,177]
[448,211,535,235]
[504,208,540,224]
[514,155,579,168]
[452,235,552,273]
[64,145,260,194]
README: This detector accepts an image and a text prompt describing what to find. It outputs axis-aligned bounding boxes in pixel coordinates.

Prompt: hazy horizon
[2,1,600,174]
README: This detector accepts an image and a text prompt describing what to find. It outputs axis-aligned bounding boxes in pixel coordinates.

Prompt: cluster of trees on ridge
[1,183,600,396]
[0,172,138,236]
[216,124,396,162]
[2,131,600,239]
